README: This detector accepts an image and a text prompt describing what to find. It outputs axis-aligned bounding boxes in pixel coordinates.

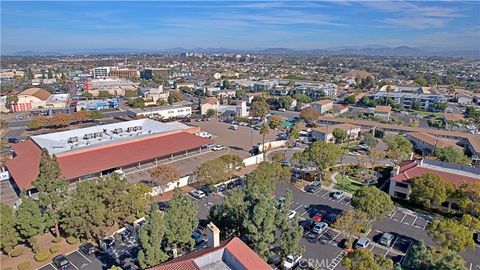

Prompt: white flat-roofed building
[127,105,192,120]
[92,67,111,78]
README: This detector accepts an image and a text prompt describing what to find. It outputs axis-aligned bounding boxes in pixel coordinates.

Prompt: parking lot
[38,248,114,270]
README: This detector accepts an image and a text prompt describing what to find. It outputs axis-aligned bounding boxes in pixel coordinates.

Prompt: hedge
[49,245,60,254]
[10,248,24,257]
[66,236,79,245]
[17,261,30,270]
[34,250,50,262]
[52,237,62,243]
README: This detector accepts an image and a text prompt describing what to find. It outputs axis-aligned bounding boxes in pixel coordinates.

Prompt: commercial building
[311,99,333,114]
[148,223,271,270]
[127,105,192,119]
[6,119,211,193]
[139,85,169,104]
[72,99,119,111]
[294,82,337,98]
[371,85,447,111]
[84,78,139,97]
[92,67,110,78]
[109,69,139,79]
[10,88,69,112]
[389,159,480,200]
[201,97,220,115]
[311,123,361,142]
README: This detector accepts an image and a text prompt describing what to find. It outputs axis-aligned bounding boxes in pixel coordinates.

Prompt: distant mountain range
[7,46,480,58]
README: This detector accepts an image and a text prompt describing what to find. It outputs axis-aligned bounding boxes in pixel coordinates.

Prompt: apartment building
[371,85,447,111]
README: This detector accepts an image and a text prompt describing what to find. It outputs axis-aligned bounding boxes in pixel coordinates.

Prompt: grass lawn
[335,174,362,194]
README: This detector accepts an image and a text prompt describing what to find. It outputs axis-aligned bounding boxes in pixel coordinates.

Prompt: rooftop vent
[127,126,142,132]
[83,133,94,140]
[113,128,123,134]
[68,136,79,143]
[94,132,103,138]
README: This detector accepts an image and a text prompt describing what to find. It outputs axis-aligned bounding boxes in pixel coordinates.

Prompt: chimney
[392,165,400,177]
[206,222,220,248]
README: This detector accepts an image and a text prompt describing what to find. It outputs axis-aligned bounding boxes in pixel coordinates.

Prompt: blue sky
[1,1,479,53]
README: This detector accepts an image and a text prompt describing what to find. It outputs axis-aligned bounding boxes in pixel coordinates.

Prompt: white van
[230,125,239,130]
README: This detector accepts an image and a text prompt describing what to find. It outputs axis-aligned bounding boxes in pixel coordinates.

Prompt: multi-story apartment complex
[109,69,139,79]
[294,82,337,99]
[91,67,110,78]
[371,85,447,111]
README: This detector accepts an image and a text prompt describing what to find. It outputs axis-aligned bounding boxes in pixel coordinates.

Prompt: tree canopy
[332,128,348,144]
[137,203,168,269]
[268,115,283,129]
[333,210,369,242]
[433,147,470,165]
[15,195,45,250]
[292,141,343,178]
[299,107,320,123]
[410,173,454,209]
[0,204,19,255]
[250,100,269,118]
[149,164,181,186]
[351,186,395,220]
[428,218,475,252]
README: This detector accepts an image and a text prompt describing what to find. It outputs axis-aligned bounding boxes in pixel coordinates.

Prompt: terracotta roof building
[388,158,480,200]
[406,132,462,154]
[311,123,361,143]
[200,97,219,115]
[148,237,271,270]
[310,99,333,114]
[6,119,211,192]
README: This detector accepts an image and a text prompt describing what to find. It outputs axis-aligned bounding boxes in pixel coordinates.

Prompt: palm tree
[259,123,270,161]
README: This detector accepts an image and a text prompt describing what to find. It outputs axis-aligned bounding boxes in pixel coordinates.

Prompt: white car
[283,254,302,269]
[288,210,296,219]
[312,222,328,234]
[113,169,126,180]
[190,190,206,199]
[197,132,212,138]
[212,145,225,151]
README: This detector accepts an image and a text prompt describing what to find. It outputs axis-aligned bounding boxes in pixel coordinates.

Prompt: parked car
[198,185,213,197]
[212,145,225,151]
[298,218,316,231]
[217,184,226,192]
[280,160,291,167]
[53,255,71,270]
[288,210,296,219]
[157,201,169,211]
[267,246,282,267]
[229,125,239,130]
[312,222,328,234]
[355,237,371,249]
[204,143,216,148]
[79,243,96,256]
[379,233,395,246]
[278,108,286,112]
[312,210,327,222]
[192,231,206,245]
[283,254,302,270]
[476,232,480,244]
[100,238,115,251]
[304,181,321,193]
[331,191,345,200]
[323,213,338,225]
[190,190,206,199]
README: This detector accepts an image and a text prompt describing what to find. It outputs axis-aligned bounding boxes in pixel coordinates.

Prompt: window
[168,111,174,114]
[395,182,409,189]
[394,192,407,199]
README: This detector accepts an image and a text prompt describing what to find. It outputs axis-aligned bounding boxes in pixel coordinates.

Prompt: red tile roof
[7,132,211,190]
[224,237,271,270]
[391,160,479,187]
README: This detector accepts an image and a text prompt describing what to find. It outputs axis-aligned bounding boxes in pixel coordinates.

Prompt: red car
[313,210,327,222]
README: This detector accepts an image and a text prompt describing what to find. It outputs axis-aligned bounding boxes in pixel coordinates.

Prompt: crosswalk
[326,250,348,270]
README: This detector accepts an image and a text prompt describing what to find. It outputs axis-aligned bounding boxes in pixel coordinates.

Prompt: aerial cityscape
[0,1,479,270]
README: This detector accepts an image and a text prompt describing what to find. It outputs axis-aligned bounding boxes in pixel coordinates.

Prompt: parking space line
[400,241,414,264]
[301,207,311,217]
[70,261,79,270]
[320,191,329,198]
[384,237,399,257]
[312,189,323,196]
[423,221,429,230]
[50,263,57,270]
[399,213,407,223]
[77,250,92,263]
[291,204,304,212]
[389,210,397,219]
[411,216,418,227]
[469,262,472,270]
[328,232,341,244]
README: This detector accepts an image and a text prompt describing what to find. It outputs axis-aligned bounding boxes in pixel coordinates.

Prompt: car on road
[212,145,225,151]
[304,181,321,193]
[298,218,316,231]
[331,190,345,200]
[190,190,206,199]
[323,213,338,225]
[288,210,296,219]
[312,210,327,222]
[355,237,371,249]
[283,254,302,269]
[379,232,395,246]
[312,222,328,234]
[157,201,169,211]
[53,255,72,270]
[79,242,96,256]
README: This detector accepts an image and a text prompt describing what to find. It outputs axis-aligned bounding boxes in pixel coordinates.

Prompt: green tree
[299,107,320,123]
[235,89,246,99]
[411,101,421,111]
[351,186,394,220]
[164,189,199,257]
[208,189,247,239]
[179,86,192,94]
[219,154,244,176]
[432,250,465,270]
[343,249,383,270]
[415,76,427,87]
[15,195,45,250]
[435,102,447,112]
[332,210,369,242]
[250,100,269,119]
[293,94,311,104]
[127,97,145,108]
[82,92,93,99]
[403,240,433,270]
[454,182,480,215]
[6,94,18,110]
[206,109,216,118]
[149,164,181,187]
[276,189,303,262]
[268,115,283,129]
[0,204,19,255]
[137,203,168,269]
[433,146,470,165]
[271,152,286,162]
[278,96,293,109]
[288,123,301,145]
[47,69,53,79]
[383,134,413,164]
[168,91,183,104]
[124,90,138,98]
[27,119,42,130]
[363,133,377,148]
[33,149,68,238]
[27,69,34,80]
[345,95,356,104]
[332,128,348,144]
[246,162,291,191]
[222,80,231,89]
[90,110,103,120]
[196,158,229,185]
[259,123,270,160]
[428,218,475,252]
[293,141,343,179]
[410,173,454,209]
